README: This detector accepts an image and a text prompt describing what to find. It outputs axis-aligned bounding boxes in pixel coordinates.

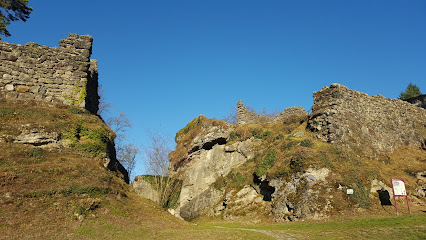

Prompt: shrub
[228,131,241,141]
[256,151,277,176]
[275,134,284,140]
[300,139,313,148]
[281,141,298,151]
[251,128,263,139]
[26,148,44,158]
[351,182,371,209]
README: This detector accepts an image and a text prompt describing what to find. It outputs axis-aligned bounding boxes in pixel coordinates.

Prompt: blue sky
[4,0,426,178]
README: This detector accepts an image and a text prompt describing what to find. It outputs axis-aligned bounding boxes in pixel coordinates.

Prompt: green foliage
[281,140,298,151]
[72,79,87,106]
[399,83,422,100]
[330,146,341,154]
[227,170,248,189]
[0,0,33,39]
[174,115,205,143]
[319,151,334,169]
[69,107,88,114]
[213,176,227,190]
[351,182,371,208]
[228,131,241,141]
[62,122,110,157]
[61,185,109,197]
[300,139,313,148]
[275,134,284,140]
[26,148,45,163]
[290,158,304,171]
[251,128,263,139]
[26,147,44,158]
[213,170,250,191]
[263,131,272,138]
[256,151,277,176]
[74,206,89,216]
[71,142,107,158]
[138,175,182,209]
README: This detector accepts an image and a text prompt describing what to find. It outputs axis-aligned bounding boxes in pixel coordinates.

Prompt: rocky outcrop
[13,129,59,146]
[270,168,331,221]
[164,84,426,222]
[169,122,261,220]
[131,176,159,202]
[415,171,426,198]
[307,83,426,153]
[0,33,99,114]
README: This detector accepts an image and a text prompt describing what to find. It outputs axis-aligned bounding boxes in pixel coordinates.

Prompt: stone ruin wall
[308,83,426,153]
[237,100,306,125]
[0,33,99,114]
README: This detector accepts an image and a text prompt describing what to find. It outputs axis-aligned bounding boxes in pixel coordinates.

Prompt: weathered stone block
[5,92,18,99]
[3,74,12,80]
[16,85,29,93]
[5,84,14,91]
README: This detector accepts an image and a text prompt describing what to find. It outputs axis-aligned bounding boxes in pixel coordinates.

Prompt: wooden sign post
[391,178,411,215]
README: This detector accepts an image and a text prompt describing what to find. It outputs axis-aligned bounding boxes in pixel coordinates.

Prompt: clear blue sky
[4,0,426,178]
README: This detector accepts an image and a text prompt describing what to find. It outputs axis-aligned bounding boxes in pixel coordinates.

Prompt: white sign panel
[391,179,407,196]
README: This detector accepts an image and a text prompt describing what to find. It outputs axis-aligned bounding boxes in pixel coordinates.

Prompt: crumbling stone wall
[0,33,99,114]
[308,83,426,153]
[237,100,305,125]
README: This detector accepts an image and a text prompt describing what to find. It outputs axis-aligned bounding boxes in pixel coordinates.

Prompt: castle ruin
[0,33,99,114]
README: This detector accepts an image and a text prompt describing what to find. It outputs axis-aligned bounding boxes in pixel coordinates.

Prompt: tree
[0,0,33,39]
[107,112,139,179]
[143,131,181,209]
[399,83,422,100]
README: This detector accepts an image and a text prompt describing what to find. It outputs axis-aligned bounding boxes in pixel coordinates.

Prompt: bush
[228,131,241,141]
[256,151,277,176]
[251,128,263,139]
[275,134,284,140]
[26,148,44,158]
[300,139,313,148]
[351,182,371,209]
[281,141,298,151]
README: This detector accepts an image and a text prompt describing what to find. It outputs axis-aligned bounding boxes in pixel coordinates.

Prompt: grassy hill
[1,101,425,239]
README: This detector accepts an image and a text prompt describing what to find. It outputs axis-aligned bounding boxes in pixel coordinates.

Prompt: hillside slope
[0,101,289,240]
[166,84,426,221]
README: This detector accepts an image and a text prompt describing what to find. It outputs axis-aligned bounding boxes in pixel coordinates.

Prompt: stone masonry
[237,100,306,125]
[307,83,426,153]
[0,33,99,114]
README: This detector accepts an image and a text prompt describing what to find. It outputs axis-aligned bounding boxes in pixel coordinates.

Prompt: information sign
[391,178,410,215]
[391,179,407,196]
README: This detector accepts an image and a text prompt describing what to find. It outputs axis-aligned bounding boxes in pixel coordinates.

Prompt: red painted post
[406,196,411,214]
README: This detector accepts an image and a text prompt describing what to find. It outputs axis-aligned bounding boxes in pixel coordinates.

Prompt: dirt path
[214,226,301,240]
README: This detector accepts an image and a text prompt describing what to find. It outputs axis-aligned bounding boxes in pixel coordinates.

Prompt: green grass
[203,214,426,240]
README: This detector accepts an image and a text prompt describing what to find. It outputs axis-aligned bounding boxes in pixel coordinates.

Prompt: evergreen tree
[0,0,32,39]
[399,83,422,100]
